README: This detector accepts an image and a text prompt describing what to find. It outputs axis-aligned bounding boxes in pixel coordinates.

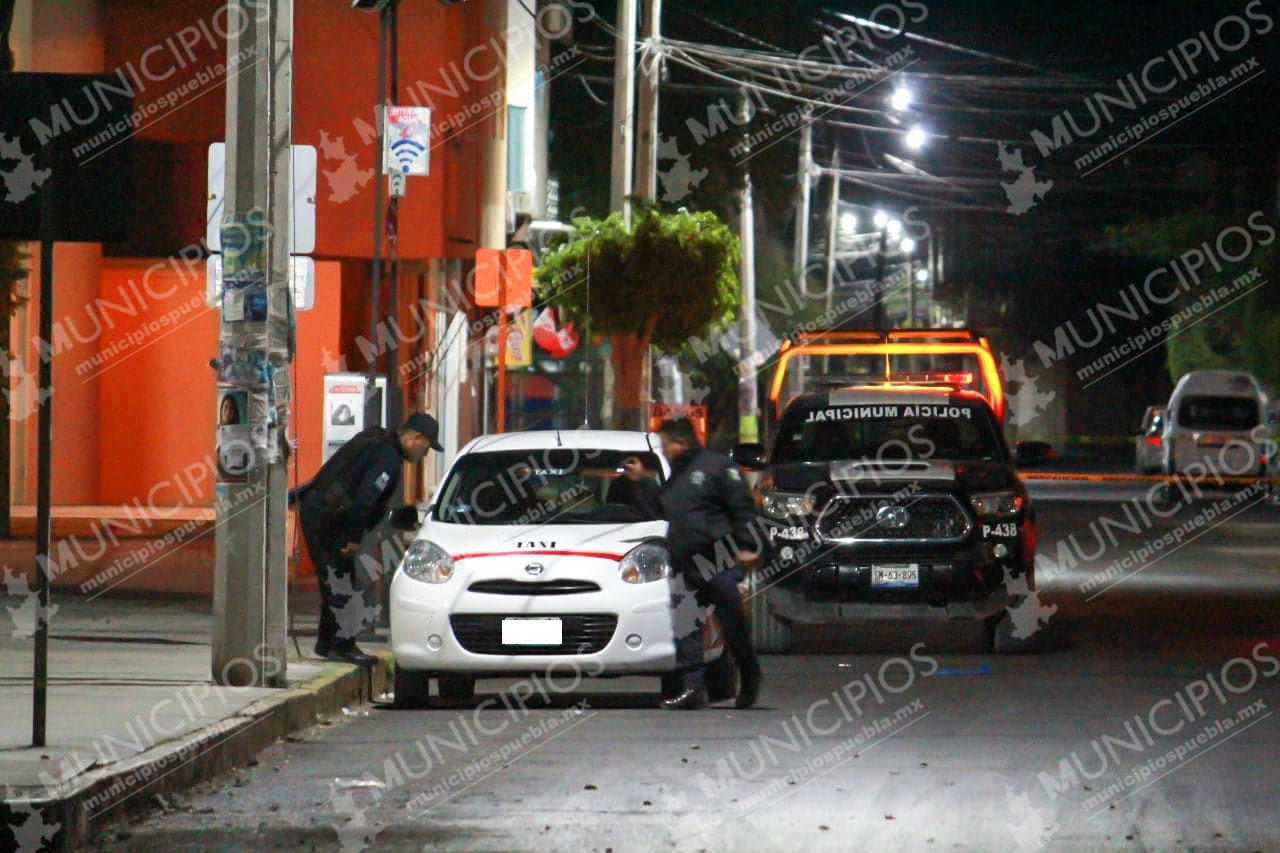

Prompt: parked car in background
[1162,371,1270,477]
[1134,405,1164,474]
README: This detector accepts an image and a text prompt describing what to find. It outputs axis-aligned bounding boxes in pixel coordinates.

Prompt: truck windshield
[773,403,1006,464]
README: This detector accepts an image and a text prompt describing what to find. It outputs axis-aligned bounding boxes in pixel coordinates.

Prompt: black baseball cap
[403,413,445,451]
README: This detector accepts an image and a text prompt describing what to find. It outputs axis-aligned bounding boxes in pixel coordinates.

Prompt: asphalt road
[92,482,1280,852]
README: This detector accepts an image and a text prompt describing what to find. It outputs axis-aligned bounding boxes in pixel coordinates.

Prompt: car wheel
[437,674,476,703]
[659,671,683,699]
[394,666,431,709]
[705,652,739,704]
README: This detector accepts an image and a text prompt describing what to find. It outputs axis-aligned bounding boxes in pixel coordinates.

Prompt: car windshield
[435,448,665,525]
[1177,396,1259,431]
[773,402,1006,463]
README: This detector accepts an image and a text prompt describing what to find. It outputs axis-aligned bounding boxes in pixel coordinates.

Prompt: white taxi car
[389,430,732,707]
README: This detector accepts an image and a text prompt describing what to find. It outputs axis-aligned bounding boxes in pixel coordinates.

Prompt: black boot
[660,687,707,710]
[736,662,762,709]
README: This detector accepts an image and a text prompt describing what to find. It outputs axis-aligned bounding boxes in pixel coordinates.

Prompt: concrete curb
[2,655,390,851]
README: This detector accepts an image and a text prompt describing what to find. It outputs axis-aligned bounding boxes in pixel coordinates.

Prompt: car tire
[394,666,431,709]
[705,652,739,704]
[437,674,476,704]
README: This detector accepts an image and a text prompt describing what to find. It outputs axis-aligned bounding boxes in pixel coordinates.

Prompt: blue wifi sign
[383,105,431,176]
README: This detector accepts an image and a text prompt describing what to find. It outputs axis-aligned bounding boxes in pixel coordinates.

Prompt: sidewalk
[0,590,390,851]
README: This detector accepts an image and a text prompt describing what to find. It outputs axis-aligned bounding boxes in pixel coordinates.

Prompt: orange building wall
[95,260,343,506]
[293,0,484,259]
[9,2,484,515]
[101,0,484,260]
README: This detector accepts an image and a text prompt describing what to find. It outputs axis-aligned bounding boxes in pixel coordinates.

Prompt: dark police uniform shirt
[636,447,759,586]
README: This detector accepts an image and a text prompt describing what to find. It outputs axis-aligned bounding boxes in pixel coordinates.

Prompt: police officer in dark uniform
[624,418,764,709]
[298,413,442,664]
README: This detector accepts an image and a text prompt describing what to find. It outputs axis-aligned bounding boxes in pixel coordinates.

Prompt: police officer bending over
[623,418,763,710]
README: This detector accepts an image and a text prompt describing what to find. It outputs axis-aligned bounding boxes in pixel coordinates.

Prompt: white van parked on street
[1161,370,1271,477]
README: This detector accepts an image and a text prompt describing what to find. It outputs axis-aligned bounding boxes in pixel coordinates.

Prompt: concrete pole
[214,0,291,688]
[609,0,635,224]
[634,0,660,205]
[479,0,508,431]
[793,119,811,286]
[823,148,840,314]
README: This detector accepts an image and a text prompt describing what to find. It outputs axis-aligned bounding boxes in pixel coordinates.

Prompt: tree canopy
[533,206,741,428]
[1100,212,1279,391]
[535,206,741,350]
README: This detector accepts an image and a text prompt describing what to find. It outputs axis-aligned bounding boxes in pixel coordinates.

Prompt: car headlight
[619,542,672,584]
[761,492,814,520]
[399,540,455,584]
[969,490,1024,520]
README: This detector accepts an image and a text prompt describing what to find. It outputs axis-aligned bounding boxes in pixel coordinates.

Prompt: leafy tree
[1100,213,1279,392]
[534,206,741,428]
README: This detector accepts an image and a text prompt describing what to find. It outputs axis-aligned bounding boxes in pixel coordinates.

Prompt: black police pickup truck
[734,384,1053,651]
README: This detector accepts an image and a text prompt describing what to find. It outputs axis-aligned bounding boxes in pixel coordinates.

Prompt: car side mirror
[388,505,421,531]
[732,442,768,470]
[1014,440,1054,467]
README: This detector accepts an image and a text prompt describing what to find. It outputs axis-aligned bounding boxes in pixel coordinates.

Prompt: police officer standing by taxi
[624,418,764,710]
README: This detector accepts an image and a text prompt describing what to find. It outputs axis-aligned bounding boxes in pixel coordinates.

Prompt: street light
[889,85,912,112]
[905,125,927,150]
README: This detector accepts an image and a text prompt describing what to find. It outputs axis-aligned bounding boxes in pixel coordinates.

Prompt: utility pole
[634,0,661,204]
[872,225,888,330]
[736,95,758,444]
[214,0,291,688]
[609,0,636,224]
[632,0,660,431]
[793,119,812,286]
[823,148,840,314]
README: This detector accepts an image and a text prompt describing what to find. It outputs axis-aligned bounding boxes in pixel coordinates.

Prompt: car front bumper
[390,572,685,676]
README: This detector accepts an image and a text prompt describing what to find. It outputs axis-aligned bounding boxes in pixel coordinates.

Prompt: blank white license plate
[502,618,563,645]
[871,564,919,588]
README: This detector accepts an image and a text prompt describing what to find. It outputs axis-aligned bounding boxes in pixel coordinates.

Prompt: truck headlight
[399,540,455,584]
[761,492,814,520]
[619,542,672,584]
[970,490,1024,520]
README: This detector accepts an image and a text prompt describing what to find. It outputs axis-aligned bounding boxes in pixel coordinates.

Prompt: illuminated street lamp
[889,85,912,112]
[905,124,927,150]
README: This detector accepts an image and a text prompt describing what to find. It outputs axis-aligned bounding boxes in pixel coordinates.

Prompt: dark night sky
[546,1,1279,436]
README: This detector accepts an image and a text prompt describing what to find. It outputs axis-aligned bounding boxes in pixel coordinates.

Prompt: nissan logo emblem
[875,505,909,530]
[524,562,545,577]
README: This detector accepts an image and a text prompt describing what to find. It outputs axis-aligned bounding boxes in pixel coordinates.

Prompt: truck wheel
[394,666,431,709]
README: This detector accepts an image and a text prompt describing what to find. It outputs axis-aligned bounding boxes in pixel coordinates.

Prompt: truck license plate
[871,564,919,587]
